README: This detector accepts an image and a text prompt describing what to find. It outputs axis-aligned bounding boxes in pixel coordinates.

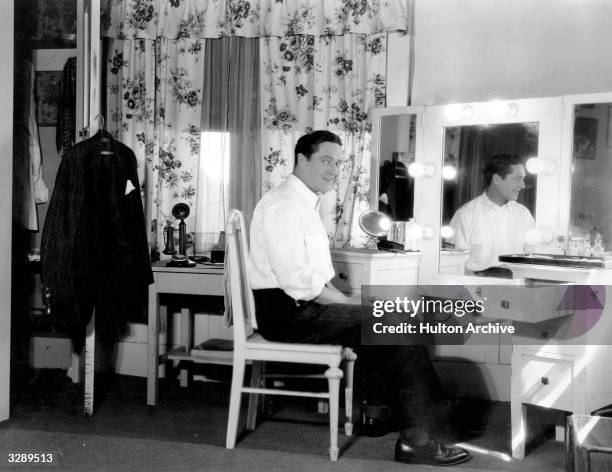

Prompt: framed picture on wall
[573,116,598,160]
[32,0,77,48]
[35,71,62,127]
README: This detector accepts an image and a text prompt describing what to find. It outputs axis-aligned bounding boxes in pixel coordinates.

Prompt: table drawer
[331,261,363,293]
[521,354,574,411]
[153,272,224,296]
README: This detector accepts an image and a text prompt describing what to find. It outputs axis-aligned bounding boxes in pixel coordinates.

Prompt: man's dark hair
[483,153,524,187]
[294,130,342,167]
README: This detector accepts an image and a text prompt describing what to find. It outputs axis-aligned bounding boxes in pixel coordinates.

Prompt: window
[194,131,230,253]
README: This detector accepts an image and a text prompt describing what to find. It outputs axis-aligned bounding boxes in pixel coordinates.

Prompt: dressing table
[370,94,612,459]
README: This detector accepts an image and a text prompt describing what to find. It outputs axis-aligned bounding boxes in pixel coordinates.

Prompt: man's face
[492,163,526,202]
[297,141,342,194]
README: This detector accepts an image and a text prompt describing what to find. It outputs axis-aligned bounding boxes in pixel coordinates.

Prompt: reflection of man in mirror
[449,154,535,277]
[378,152,413,221]
[250,130,470,466]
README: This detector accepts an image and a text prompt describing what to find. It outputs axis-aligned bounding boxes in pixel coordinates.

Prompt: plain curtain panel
[201,36,261,225]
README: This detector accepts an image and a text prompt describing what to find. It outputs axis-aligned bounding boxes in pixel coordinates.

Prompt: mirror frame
[369,106,424,214]
[416,97,564,285]
[559,92,612,245]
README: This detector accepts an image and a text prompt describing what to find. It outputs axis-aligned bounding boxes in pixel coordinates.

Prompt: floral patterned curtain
[105,36,204,257]
[261,33,386,247]
[102,0,410,39]
[103,0,411,253]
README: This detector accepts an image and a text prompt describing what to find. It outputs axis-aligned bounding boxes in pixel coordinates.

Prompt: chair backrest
[225,209,256,349]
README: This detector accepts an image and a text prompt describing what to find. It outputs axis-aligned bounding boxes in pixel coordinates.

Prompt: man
[449,154,535,277]
[249,130,470,466]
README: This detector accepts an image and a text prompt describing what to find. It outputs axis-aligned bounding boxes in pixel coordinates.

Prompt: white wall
[0,4,14,422]
[412,0,612,105]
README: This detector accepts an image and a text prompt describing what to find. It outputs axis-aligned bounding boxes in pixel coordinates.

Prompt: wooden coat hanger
[95,114,114,156]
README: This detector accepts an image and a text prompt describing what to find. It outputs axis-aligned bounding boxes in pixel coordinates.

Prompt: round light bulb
[421,225,435,240]
[442,164,457,180]
[525,157,542,174]
[440,225,455,240]
[461,105,474,119]
[488,100,518,118]
[489,100,507,116]
[444,104,464,121]
[408,162,424,178]
[380,216,392,232]
[526,157,555,175]
[506,103,519,117]
[408,162,435,178]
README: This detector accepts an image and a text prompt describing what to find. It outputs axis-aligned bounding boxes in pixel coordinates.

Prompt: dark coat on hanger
[41,133,153,352]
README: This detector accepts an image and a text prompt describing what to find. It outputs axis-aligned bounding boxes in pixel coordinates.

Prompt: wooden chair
[224,209,356,461]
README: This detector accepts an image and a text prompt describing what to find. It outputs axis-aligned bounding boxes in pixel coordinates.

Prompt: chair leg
[246,361,262,430]
[326,366,343,461]
[226,358,246,449]
[343,348,357,436]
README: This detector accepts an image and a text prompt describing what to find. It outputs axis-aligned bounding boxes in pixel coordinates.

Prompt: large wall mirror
[439,122,539,276]
[441,122,538,227]
[567,101,612,255]
[370,107,423,223]
[415,98,563,283]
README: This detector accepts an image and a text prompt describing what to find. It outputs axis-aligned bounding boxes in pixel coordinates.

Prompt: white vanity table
[368,93,612,460]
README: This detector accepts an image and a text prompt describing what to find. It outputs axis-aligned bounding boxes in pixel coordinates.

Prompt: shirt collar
[481,191,512,210]
[287,174,320,210]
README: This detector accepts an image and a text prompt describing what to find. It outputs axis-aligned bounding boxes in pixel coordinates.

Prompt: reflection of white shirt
[249,174,334,301]
[449,192,535,271]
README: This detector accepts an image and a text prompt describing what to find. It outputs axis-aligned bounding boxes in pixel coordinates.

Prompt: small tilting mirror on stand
[359,210,425,252]
[358,210,400,251]
[164,203,196,267]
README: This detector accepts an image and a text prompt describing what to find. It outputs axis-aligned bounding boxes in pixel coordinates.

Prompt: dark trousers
[253,288,447,432]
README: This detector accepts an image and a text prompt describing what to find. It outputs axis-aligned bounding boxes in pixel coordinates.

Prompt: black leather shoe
[395,437,471,466]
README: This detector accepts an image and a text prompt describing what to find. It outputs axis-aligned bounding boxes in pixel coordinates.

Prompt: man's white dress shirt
[449,192,535,272]
[249,174,334,301]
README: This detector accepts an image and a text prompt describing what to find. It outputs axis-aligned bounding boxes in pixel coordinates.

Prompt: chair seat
[246,333,343,357]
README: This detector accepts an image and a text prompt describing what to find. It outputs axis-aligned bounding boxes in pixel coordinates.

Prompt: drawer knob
[541,376,549,385]
[339,272,349,281]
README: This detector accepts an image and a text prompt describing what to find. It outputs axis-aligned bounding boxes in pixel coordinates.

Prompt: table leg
[511,348,526,459]
[147,285,159,406]
[179,308,192,387]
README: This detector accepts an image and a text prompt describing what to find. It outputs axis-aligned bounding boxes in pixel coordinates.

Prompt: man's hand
[314,283,360,305]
